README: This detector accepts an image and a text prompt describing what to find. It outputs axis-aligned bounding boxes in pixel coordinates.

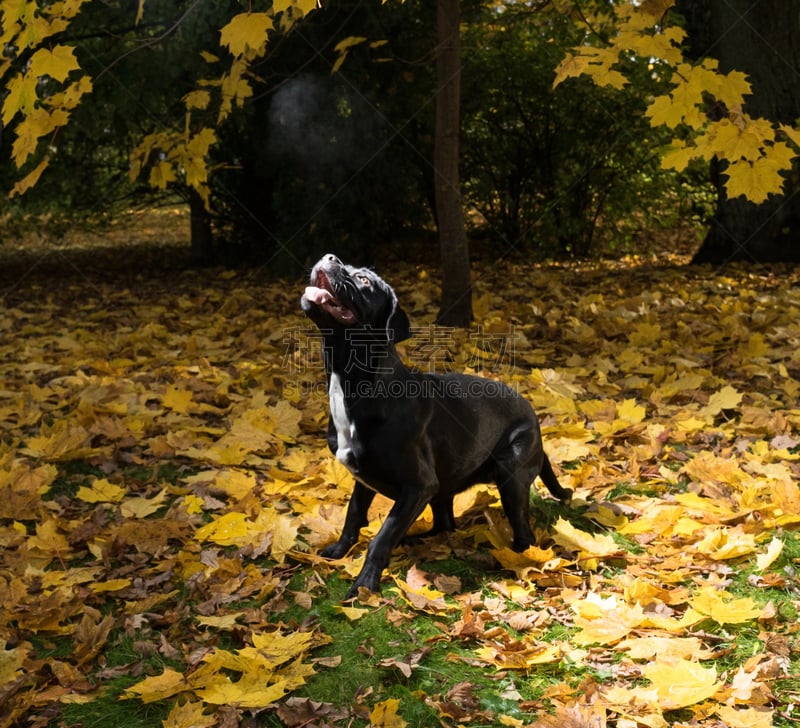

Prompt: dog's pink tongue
[304,285,355,323]
[304,286,334,305]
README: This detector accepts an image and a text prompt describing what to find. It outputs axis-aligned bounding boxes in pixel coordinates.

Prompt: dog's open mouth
[304,271,356,324]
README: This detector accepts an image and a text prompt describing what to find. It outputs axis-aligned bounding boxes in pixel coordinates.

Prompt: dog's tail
[540,454,572,503]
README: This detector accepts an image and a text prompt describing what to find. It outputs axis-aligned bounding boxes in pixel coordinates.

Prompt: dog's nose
[323,253,341,265]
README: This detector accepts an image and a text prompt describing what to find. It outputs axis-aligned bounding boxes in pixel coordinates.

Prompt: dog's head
[301,254,411,342]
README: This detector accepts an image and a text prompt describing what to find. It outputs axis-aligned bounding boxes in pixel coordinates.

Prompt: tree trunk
[683,0,800,264]
[434,0,473,326]
[188,187,214,266]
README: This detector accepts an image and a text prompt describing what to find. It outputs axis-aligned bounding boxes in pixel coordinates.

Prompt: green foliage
[460,4,681,257]
[555,0,800,205]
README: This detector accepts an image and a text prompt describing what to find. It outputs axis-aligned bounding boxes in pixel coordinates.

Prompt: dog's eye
[357,274,372,287]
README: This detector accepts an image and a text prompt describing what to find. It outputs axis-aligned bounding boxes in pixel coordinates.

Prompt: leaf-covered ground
[2,225,800,727]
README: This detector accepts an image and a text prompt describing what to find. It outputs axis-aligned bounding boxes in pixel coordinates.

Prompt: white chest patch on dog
[329,373,357,471]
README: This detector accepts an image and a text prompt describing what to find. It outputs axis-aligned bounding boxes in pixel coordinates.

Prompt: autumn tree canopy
[2,0,799,264]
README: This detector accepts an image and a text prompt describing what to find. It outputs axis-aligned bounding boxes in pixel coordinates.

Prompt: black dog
[301,254,571,598]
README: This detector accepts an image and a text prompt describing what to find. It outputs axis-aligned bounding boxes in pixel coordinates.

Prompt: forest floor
[1,212,799,728]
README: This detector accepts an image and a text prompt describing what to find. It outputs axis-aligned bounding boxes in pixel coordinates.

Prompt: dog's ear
[388,305,411,343]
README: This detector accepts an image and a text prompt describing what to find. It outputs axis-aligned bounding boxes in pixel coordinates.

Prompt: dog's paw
[511,537,535,553]
[320,541,351,560]
[346,574,381,600]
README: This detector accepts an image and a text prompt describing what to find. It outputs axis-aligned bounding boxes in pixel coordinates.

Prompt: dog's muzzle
[304,261,356,325]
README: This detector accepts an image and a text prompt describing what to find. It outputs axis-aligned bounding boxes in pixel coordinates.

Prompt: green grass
[59,694,171,728]
[56,631,180,727]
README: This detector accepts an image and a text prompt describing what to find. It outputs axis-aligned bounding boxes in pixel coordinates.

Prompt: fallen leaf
[369,698,408,728]
[642,658,721,709]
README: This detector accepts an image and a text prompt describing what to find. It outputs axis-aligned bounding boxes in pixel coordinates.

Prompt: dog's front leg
[321,482,376,559]
[346,489,433,598]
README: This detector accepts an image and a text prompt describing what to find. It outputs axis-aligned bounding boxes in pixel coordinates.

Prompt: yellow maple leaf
[628,322,662,346]
[642,658,720,710]
[266,511,299,562]
[491,546,571,583]
[29,45,80,82]
[162,700,216,728]
[701,385,742,418]
[124,667,187,703]
[195,613,244,630]
[268,400,302,442]
[565,46,627,90]
[570,593,644,645]
[688,586,766,624]
[9,157,50,198]
[120,488,169,519]
[370,698,408,728]
[617,398,646,424]
[149,159,177,189]
[11,106,68,166]
[273,0,318,16]
[89,578,132,593]
[756,537,783,571]
[187,468,258,502]
[646,93,686,129]
[744,331,769,358]
[680,454,748,490]
[593,398,646,437]
[475,640,563,669]
[198,440,252,466]
[332,604,370,620]
[162,384,193,413]
[704,118,765,162]
[553,53,590,88]
[552,517,621,561]
[183,89,211,111]
[27,517,71,557]
[194,670,289,708]
[724,156,786,204]
[219,13,272,57]
[195,511,249,545]
[246,630,317,665]
[296,0,319,15]
[392,572,453,615]
[715,705,773,728]
[183,493,205,515]
[694,525,758,561]
[183,127,216,187]
[76,477,126,503]
[218,58,252,121]
[46,75,93,111]
[0,640,25,686]
[616,635,714,661]
[674,413,706,432]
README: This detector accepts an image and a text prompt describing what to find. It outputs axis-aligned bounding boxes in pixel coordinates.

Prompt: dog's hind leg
[492,419,571,551]
[429,495,456,533]
[320,482,376,560]
[495,468,536,552]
